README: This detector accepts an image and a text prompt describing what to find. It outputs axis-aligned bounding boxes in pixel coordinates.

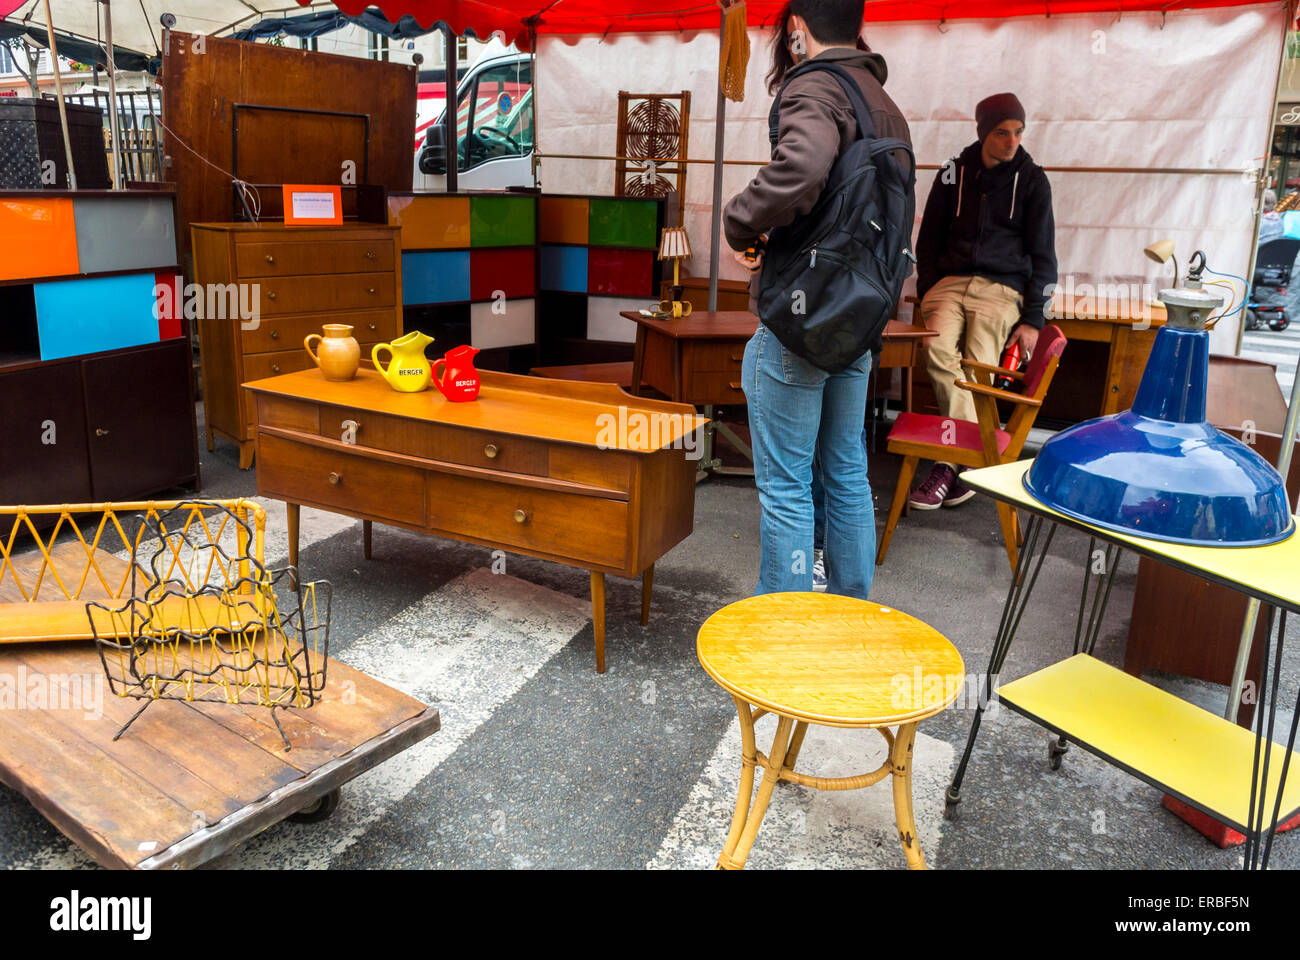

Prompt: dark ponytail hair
[765,2,871,94]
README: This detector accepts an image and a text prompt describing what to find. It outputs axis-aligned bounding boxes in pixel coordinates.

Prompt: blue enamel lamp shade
[1025,286,1295,546]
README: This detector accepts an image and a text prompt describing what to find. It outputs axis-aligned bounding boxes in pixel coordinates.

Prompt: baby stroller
[1245,237,1299,331]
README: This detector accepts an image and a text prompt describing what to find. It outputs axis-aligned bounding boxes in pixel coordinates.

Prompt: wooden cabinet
[0,189,198,508]
[247,367,705,672]
[191,222,403,468]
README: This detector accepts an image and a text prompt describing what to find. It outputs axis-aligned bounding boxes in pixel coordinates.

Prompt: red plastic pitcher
[432,344,481,402]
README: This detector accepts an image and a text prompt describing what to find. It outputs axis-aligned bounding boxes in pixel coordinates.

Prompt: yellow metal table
[697,593,964,870]
[951,459,1300,869]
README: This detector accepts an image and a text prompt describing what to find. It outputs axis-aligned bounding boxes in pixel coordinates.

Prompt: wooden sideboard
[245,367,706,672]
[192,222,404,468]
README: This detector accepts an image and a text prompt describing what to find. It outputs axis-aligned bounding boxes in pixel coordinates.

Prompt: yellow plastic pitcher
[372,330,434,392]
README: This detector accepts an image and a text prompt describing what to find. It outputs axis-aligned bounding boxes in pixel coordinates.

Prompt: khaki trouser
[920,275,1023,426]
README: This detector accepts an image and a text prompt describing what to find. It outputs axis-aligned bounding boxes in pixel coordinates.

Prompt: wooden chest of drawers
[191,222,403,468]
[245,368,706,672]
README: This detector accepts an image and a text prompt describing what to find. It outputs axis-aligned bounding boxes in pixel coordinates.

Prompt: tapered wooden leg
[640,563,654,626]
[891,721,926,870]
[590,571,606,673]
[286,502,300,590]
[995,501,1020,572]
[720,696,759,860]
[205,424,215,452]
[238,441,255,470]
[362,520,372,560]
[782,720,809,774]
[876,455,918,566]
[718,714,794,870]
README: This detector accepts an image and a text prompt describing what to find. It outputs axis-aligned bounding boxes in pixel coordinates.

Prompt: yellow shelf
[962,460,1300,614]
[998,654,1300,833]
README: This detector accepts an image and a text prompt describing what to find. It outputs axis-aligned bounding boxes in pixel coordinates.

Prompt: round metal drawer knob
[264,254,275,264]
[367,322,377,331]
[513,509,527,524]
[328,472,342,485]
[267,291,277,300]
[365,250,375,260]
[484,443,499,459]
[95,427,109,437]
[270,329,279,339]
[271,364,281,373]
[367,287,376,295]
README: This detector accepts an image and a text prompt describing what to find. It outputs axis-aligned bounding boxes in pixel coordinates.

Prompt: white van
[413,53,534,191]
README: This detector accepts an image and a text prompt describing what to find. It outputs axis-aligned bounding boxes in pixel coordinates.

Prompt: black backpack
[757,61,916,373]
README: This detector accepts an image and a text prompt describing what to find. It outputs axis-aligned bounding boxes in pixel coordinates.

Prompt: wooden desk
[245,367,705,672]
[622,310,935,472]
[1042,293,1168,420]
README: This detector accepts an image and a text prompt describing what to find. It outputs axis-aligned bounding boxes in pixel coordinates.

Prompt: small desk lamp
[1025,240,1293,546]
[658,226,693,318]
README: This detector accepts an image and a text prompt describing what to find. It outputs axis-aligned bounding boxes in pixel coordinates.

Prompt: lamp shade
[659,226,692,261]
[1025,284,1294,546]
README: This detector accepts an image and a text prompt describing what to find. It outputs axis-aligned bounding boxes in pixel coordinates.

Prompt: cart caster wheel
[289,788,341,823]
[1048,739,1069,771]
[944,801,961,821]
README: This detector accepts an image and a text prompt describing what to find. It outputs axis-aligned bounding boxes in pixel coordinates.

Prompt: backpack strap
[767,60,878,151]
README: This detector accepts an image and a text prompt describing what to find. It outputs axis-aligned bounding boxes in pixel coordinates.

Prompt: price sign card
[282,185,343,226]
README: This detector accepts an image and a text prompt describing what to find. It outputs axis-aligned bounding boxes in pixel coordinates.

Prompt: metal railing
[46,89,165,183]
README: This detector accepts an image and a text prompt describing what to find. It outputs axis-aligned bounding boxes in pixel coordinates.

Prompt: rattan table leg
[782,720,809,775]
[890,721,926,870]
[718,701,794,870]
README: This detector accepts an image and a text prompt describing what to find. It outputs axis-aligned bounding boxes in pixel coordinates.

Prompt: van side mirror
[420,125,447,175]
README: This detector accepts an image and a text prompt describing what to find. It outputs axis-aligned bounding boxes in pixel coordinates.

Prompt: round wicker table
[697,593,965,870]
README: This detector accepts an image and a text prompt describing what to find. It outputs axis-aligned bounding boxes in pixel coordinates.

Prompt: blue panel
[402,250,470,305]
[539,244,588,293]
[34,273,160,361]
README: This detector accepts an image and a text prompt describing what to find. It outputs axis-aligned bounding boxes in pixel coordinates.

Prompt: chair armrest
[956,379,1043,407]
[960,358,1024,381]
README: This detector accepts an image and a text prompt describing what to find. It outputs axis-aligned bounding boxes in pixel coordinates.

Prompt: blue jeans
[742,325,875,598]
[812,428,868,551]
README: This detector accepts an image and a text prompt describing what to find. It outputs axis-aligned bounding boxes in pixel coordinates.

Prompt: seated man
[911,92,1057,509]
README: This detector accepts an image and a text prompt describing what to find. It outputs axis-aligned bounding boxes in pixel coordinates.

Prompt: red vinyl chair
[876,325,1068,571]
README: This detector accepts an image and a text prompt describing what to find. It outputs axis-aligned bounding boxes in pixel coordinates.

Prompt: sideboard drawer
[691,341,746,373]
[424,424,550,477]
[243,347,316,383]
[257,433,426,527]
[426,473,627,568]
[241,309,397,355]
[256,273,396,316]
[687,371,746,405]
[236,239,395,278]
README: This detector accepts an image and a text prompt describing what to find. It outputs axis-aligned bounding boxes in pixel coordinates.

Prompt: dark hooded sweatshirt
[915,141,1057,330]
[723,48,912,252]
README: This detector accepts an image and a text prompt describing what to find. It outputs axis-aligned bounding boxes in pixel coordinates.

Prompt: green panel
[469,195,536,247]
[588,198,658,248]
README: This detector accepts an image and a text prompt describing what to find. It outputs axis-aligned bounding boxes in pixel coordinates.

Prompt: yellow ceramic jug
[372,330,434,392]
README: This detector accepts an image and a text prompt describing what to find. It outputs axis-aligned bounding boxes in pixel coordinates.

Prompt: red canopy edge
[313,0,1278,50]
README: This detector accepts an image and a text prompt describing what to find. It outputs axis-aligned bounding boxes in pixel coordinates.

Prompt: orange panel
[0,199,79,281]
[539,196,589,245]
[388,195,471,249]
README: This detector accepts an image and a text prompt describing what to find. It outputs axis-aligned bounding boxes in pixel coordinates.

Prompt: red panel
[587,248,654,298]
[155,272,184,341]
[313,0,1269,49]
[470,248,536,301]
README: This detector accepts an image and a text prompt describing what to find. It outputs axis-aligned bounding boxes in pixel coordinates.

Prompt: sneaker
[908,464,957,510]
[943,472,977,508]
[812,548,828,592]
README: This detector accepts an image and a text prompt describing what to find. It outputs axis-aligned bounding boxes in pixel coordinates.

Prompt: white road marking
[649,713,955,870]
[207,567,589,868]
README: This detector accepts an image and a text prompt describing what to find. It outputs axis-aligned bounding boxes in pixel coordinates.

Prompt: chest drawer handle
[95,427,109,437]
[267,291,277,301]
[272,364,281,373]
[328,471,342,485]
[513,509,528,524]
[270,329,279,340]
[367,321,377,331]
[365,250,376,260]
[264,254,275,264]
[367,287,377,295]
[729,381,742,390]
[730,353,742,362]
[484,443,499,459]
